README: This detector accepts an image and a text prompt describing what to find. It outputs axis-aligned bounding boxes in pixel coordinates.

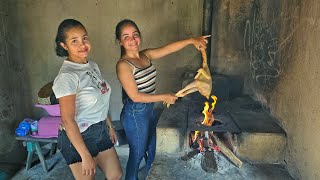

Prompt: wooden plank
[16,135,57,143]
[212,134,243,168]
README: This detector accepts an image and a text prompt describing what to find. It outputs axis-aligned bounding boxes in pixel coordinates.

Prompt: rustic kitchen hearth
[152,73,287,177]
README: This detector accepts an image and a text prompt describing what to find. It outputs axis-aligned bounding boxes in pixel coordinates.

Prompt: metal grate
[187,101,240,133]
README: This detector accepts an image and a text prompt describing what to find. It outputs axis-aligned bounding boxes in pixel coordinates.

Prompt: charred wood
[201,151,218,173]
[181,149,200,161]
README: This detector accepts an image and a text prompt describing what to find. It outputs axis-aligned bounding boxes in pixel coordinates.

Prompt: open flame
[201,95,218,126]
[190,131,221,153]
[194,131,200,142]
[189,96,219,153]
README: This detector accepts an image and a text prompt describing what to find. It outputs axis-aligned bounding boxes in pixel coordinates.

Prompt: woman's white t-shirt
[52,60,111,133]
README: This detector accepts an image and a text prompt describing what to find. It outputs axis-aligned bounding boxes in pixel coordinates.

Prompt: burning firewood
[186,130,242,175]
[201,150,218,173]
[187,131,218,172]
[211,133,243,168]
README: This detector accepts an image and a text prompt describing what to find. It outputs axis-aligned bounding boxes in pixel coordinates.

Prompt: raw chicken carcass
[176,48,212,99]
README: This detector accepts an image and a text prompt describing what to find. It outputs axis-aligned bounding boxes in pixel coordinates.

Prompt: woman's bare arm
[105,116,117,144]
[116,60,177,104]
[143,35,210,60]
[59,95,96,176]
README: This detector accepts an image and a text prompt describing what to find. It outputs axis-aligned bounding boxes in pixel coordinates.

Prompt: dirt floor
[147,152,294,180]
[10,146,293,180]
[10,146,147,180]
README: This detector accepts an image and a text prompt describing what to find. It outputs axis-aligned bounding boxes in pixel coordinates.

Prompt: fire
[197,137,204,152]
[194,131,200,142]
[190,131,221,153]
[189,96,219,153]
[201,95,218,126]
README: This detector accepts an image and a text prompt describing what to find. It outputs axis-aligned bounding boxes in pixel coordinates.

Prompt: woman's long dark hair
[115,19,142,103]
[55,19,86,57]
[115,19,141,57]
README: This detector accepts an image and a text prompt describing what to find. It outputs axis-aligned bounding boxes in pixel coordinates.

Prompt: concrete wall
[242,0,320,179]
[210,0,253,78]
[269,1,320,179]
[0,0,19,156]
[0,0,203,158]
[6,0,202,122]
[211,0,320,179]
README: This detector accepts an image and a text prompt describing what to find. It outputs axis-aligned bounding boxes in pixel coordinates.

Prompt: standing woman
[115,19,209,179]
[52,19,122,180]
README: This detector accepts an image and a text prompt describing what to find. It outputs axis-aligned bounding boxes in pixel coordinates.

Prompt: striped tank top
[123,59,157,94]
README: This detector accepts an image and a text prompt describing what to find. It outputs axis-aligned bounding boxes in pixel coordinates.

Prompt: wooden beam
[212,134,243,168]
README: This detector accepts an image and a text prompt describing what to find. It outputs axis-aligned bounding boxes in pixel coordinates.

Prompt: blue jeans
[120,99,157,180]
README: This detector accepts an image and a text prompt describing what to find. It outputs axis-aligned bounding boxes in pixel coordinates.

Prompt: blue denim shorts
[57,120,114,165]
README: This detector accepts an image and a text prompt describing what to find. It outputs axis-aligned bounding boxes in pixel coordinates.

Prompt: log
[221,132,238,154]
[181,149,200,161]
[201,150,218,173]
[212,134,243,168]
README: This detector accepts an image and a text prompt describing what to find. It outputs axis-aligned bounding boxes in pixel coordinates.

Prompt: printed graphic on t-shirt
[86,69,110,94]
[81,122,89,128]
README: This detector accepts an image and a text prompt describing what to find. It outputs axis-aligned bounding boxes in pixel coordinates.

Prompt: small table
[16,135,58,172]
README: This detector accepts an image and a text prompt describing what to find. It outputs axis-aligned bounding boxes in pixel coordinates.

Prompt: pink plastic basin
[35,104,60,116]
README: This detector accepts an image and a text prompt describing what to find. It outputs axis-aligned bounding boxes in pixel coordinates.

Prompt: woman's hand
[163,93,178,105]
[81,153,96,176]
[192,35,211,50]
[108,127,118,144]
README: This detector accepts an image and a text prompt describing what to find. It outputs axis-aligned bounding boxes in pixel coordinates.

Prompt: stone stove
[185,93,241,135]
[187,100,240,133]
